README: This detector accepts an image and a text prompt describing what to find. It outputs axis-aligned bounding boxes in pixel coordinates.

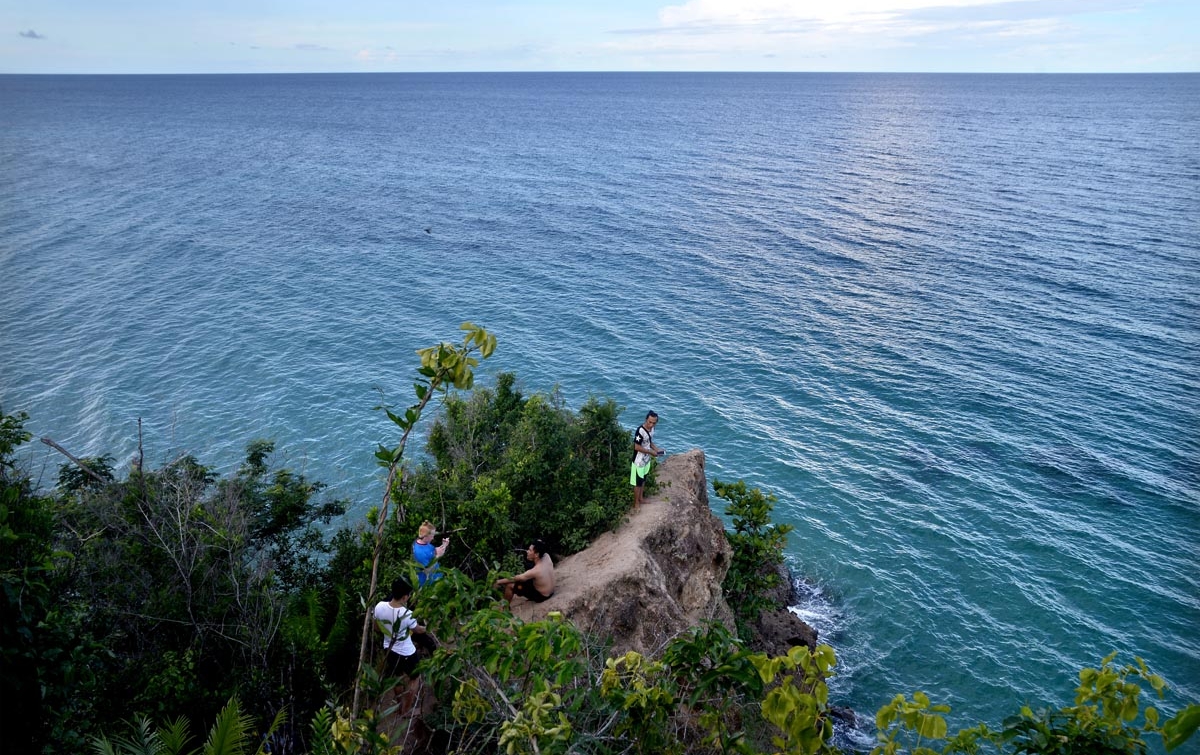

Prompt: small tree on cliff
[715,478,794,642]
[351,322,496,717]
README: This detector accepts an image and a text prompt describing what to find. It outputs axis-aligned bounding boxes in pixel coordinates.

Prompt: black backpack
[630,425,648,463]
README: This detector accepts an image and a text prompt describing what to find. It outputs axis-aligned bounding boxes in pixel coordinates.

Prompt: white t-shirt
[633,424,655,467]
[374,601,418,657]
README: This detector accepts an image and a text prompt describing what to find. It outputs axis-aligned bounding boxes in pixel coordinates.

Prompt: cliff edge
[513,449,734,652]
[513,449,817,657]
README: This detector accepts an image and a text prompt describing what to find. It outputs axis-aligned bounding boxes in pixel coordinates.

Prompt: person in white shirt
[373,578,427,685]
[630,411,663,509]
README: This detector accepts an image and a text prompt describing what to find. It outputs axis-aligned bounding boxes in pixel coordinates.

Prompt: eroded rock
[513,449,736,654]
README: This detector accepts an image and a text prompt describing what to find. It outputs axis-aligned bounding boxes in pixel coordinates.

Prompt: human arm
[435,537,449,558]
[494,563,538,587]
[401,610,426,635]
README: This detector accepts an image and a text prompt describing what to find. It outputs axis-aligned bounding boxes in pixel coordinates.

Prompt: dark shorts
[385,649,420,679]
[513,580,553,602]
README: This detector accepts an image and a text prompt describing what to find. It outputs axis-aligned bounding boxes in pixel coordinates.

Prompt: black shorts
[513,580,552,602]
[385,649,420,679]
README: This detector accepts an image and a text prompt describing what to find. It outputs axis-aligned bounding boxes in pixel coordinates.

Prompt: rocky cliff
[513,449,816,657]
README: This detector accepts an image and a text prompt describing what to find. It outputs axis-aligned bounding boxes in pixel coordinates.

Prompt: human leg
[393,651,421,715]
[514,580,552,602]
[494,579,516,606]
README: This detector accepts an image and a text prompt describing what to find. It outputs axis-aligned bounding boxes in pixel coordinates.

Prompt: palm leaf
[201,698,254,755]
[90,716,161,755]
[157,716,196,755]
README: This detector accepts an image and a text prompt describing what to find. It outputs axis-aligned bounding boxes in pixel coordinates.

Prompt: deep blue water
[2,72,1198,743]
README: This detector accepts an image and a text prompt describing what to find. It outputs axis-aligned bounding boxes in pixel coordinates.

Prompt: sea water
[1,72,1197,743]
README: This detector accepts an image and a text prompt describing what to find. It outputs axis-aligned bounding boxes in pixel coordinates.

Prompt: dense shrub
[0,410,96,753]
[5,318,1196,755]
[395,371,631,575]
[47,436,348,749]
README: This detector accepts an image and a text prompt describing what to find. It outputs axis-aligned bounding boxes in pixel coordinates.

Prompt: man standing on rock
[495,539,555,606]
[631,411,663,509]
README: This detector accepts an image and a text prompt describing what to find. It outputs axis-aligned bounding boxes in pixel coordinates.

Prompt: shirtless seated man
[494,539,555,606]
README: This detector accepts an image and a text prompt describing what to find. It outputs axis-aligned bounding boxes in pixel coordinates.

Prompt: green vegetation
[714,478,795,642]
[400,369,631,566]
[1,323,1195,755]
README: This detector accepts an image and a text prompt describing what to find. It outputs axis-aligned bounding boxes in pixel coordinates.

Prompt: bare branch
[40,436,108,485]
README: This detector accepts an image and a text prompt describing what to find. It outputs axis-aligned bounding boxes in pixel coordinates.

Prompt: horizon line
[2,69,1197,76]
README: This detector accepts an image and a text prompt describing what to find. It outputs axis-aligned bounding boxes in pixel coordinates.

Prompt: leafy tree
[49,434,347,747]
[714,478,795,641]
[222,439,348,593]
[872,652,1200,755]
[398,372,630,576]
[352,322,497,717]
[992,653,1199,755]
[9,323,1199,755]
[0,409,99,753]
[56,453,115,492]
[751,644,839,755]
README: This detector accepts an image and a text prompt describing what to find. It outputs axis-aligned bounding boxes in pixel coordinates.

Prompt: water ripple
[2,72,1198,732]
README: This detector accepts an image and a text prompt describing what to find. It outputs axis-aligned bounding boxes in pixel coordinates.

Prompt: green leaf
[1164,704,1200,752]
[916,712,947,740]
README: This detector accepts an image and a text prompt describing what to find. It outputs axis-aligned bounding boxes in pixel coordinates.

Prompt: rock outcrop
[749,561,819,656]
[513,449,736,653]
[513,448,817,658]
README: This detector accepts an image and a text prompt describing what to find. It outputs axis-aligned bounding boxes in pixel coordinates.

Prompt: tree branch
[40,436,108,485]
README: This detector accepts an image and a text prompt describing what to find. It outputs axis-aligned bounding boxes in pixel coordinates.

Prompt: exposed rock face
[749,562,819,656]
[750,603,818,657]
[514,449,737,653]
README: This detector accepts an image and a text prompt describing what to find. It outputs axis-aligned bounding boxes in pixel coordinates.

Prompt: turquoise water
[1,73,1197,741]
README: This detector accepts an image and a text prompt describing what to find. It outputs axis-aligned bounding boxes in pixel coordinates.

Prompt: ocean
[1,72,1197,743]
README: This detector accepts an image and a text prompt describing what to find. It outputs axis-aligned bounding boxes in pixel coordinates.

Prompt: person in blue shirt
[412,521,449,586]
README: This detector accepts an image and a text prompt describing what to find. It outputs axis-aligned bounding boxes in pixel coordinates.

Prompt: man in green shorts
[630,411,663,509]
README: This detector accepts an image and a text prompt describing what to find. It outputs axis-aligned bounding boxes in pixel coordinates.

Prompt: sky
[1,0,1196,74]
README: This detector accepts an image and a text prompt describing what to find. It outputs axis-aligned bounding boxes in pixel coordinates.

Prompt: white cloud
[659,0,1028,26]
